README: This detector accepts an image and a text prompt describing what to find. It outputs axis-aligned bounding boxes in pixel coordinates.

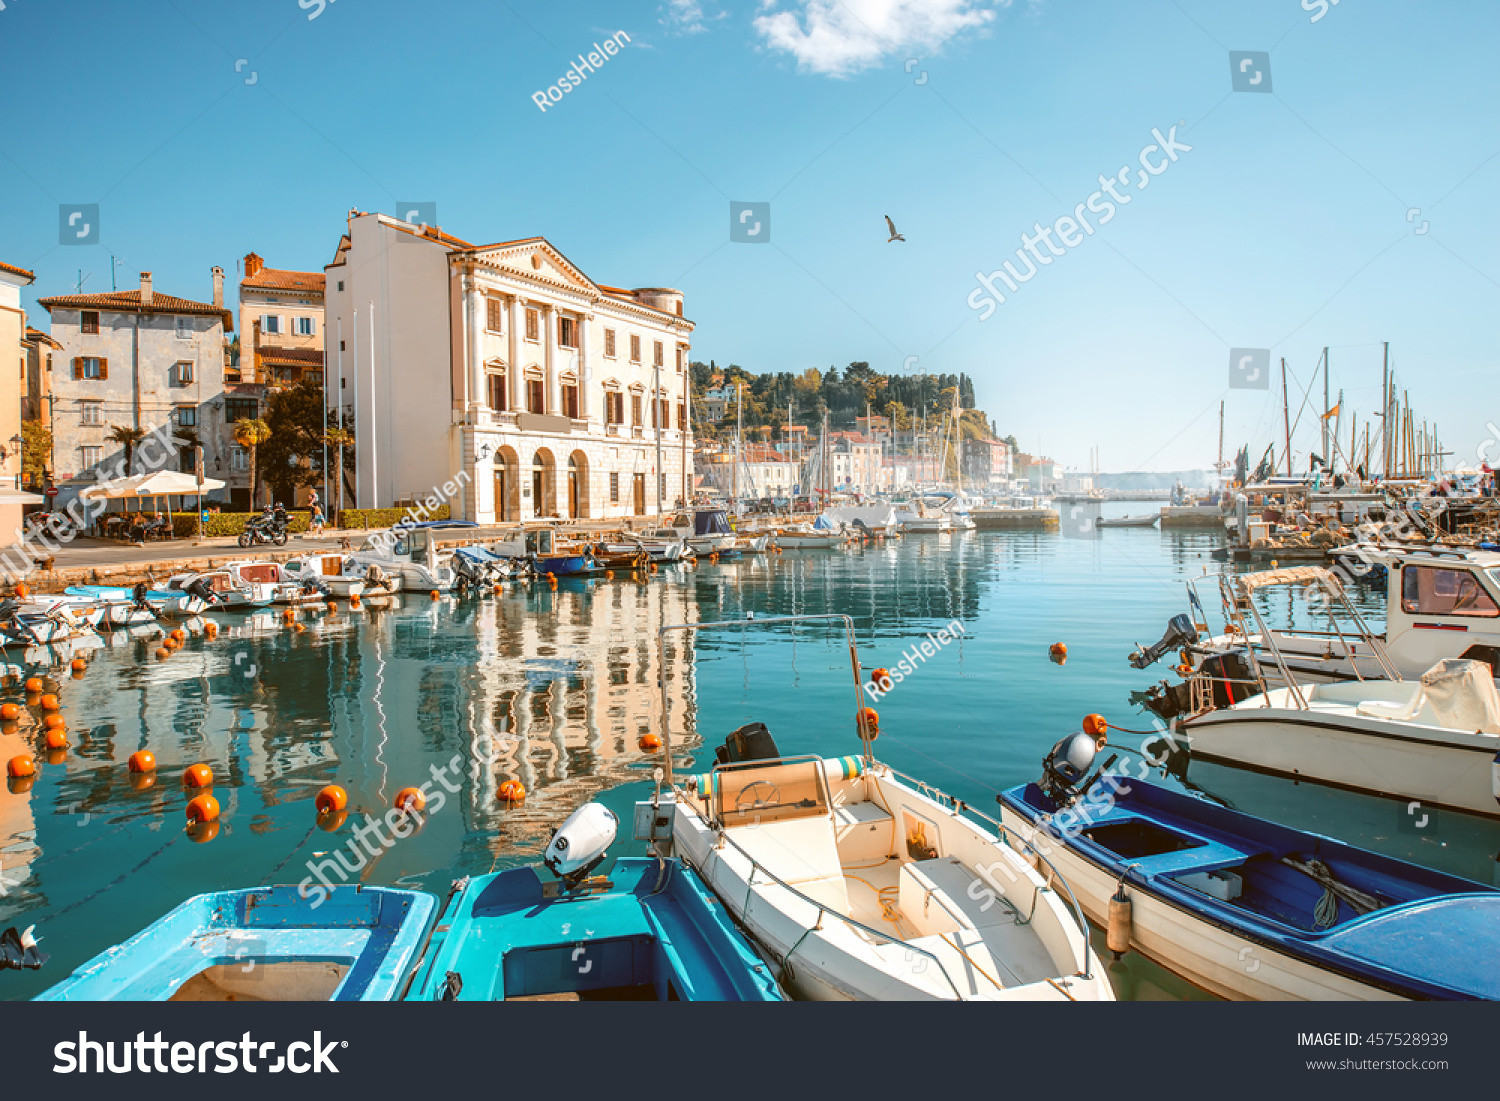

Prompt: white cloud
[660,0,712,35]
[754,0,1000,76]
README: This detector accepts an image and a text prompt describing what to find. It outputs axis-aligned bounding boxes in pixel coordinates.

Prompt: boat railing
[878,764,1095,982]
[677,796,969,1000]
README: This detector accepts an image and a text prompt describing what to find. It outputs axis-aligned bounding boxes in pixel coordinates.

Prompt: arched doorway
[531,448,556,518]
[567,450,589,518]
[493,446,520,522]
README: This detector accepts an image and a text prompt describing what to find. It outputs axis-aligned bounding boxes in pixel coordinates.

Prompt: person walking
[308,489,326,538]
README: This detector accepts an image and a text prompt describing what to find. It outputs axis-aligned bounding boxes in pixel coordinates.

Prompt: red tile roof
[241,268,325,294]
[258,346,324,366]
[24,326,63,349]
[0,260,35,282]
[37,289,234,330]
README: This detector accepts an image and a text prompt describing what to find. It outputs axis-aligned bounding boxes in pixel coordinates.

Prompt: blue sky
[3,0,1496,472]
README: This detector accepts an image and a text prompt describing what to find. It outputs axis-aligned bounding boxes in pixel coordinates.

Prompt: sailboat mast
[1380,341,1390,477]
[1320,347,1329,463]
[1281,357,1292,477]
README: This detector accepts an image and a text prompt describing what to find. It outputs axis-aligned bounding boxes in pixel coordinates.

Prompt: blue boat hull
[406,858,783,1001]
[998,778,1500,1000]
[534,555,599,576]
[37,885,437,1001]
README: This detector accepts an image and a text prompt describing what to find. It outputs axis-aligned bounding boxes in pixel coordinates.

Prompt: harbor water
[5,514,1499,1001]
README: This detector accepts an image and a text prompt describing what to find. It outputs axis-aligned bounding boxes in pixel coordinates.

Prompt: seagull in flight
[884,215,905,243]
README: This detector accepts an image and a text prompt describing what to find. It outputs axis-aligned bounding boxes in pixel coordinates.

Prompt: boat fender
[1106,883,1132,959]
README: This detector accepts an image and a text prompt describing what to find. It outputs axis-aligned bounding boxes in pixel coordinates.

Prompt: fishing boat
[631,529,693,562]
[449,545,520,587]
[773,528,846,550]
[487,524,602,576]
[646,613,1113,1001]
[1136,566,1500,818]
[277,553,370,599]
[997,737,1500,1000]
[1096,514,1160,529]
[166,567,274,609]
[0,597,97,648]
[404,803,784,1001]
[36,885,437,1001]
[66,583,207,618]
[351,522,459,591]
[681,508,740,557]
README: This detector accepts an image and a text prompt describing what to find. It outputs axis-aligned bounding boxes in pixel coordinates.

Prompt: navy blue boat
[996,734,1500,1000]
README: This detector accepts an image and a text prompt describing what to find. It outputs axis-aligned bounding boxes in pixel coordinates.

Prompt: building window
[655,398,669,429]
[80,311,99,334]
[677,402,686,431]
[558,316,577,349]
[604,329,616,358]
[629,335,641,363]
[80,401,102,426]
[80,445,101,468]
[294,316,316,336]
[74,356,107,380]
[676,345,687,371]
[231,446,249,471]
[176,405,197,428]
[562,383,579,419]
[486,298,504,332]
[525,309,540,342]
[609,472,619,503]
[605,391,623,425]
[175,361,194,386]
[176,318,193,340]
[225,398,258,421]
[487,373,507,410]
[631,394,642,427]
[261,314,280,334]
[653,341,664,368]
[527,379,545,414]
[337,280,344,291]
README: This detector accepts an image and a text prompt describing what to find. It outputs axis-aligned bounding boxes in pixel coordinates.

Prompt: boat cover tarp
[1238,565,1340,593]
[453,545,504,564]
[694,510,731,536]
[1419,658,1500,735]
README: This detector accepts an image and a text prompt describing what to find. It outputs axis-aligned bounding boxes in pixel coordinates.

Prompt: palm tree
[233,417,272,509]
[323,426,353,518]
[106,424,147,473]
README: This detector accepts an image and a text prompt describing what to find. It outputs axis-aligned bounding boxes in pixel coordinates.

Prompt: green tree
[234,417,273,508]
[21,422,51,487]
[106,424,147,473]
[257,379,334,505]
[323,426,354,516]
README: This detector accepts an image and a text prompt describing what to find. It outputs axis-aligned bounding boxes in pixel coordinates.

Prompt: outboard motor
[1039,731,1100,806]
[714,721,779,765]
[1128,613,1199,669]
[185,577,219,606]
[543,803,618,891]
[131,581,151,610]
[0,926,45,971]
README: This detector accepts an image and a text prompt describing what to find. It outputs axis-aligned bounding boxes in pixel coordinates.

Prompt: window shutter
[307,318,316,335]
[100,358,108,380]
[73,357,83,379]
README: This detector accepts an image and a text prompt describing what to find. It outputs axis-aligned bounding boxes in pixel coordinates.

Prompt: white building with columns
[323,211,694,522]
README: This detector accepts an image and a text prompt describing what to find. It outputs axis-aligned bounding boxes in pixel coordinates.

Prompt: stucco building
[0,261,40,536]
[324,211,694,521]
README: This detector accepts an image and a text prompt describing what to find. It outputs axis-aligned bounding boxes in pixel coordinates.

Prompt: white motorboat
[167,567,275,609]
[622,529,691,562]
[773,528,846,550]
[641,614,1113,1002]
[277,554,369,599]
[0,597,97,648]
[352,524,457,591]
[1095,514,1160,529]
[819,504,900,535]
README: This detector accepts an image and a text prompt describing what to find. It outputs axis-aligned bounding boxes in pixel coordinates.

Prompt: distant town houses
[0,260,39,537]
[37,269,234,513]
[325,210,693,522]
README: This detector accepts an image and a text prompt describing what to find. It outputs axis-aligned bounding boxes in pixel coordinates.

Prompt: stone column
[465,274,485,420]
[543,304,559,414]
[508,296,523,412]
[577,313,592,421]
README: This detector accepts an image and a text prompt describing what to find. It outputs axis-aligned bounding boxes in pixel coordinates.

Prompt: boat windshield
[712,759,829,828]
[1400,565,1499,617]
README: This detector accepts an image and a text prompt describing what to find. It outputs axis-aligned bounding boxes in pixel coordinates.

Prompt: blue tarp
[693,510,731,536]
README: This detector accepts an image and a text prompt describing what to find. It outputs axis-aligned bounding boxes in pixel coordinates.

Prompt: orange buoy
[498,780,526,803]
[44,728,68,750]
[858,707,880,738]
[604,570,614,580]
[183,762,213,788]
[185,794,220,824]
[315,784,348,815]
[0,703,19,722]
[70,657,87,673]
[43,712,65,730]
[870,667,892,691]
[127,771,157,793]
[155,646,171,660]
[293,622,306,633]
[171,628,186,642]
[649,563,658,573]
[1175,662,1193,675]
[1082,714,1109,740]
[394,786,426,813]
[39,693,59,712]
[204,621,218,637]
[13,583,28,598]
[6,754,35,778]
[638,732,663,751]
[326,601,338,613]
[187,819,220,843]
[317,807,348,832]
[24,677,42,694]
[430,590,440,600]
[350,596,361,607]
[545,572,556,582]
[128,750,157,773]
[1049,642,1068,661]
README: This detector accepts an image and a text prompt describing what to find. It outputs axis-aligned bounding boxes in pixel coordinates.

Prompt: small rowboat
[1095,514,1160,528]
[37,885,437,1001]
[773,531,845,550]
[997,736,1500,1000]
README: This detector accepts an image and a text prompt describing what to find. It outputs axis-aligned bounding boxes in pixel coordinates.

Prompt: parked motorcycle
[238,508,289,548]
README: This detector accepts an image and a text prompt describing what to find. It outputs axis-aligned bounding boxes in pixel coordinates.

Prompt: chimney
[244,252,264,278]
[211,266,224,309]
[139,272,153,307]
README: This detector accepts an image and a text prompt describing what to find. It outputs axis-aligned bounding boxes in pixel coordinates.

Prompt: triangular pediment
[471,238,600,296]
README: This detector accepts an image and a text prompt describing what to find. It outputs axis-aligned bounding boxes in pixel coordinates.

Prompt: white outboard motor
[1039,731,1101,806]
[543,803,618,889]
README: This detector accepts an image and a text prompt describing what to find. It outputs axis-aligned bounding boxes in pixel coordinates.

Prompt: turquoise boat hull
[36,885,437,1001]
[406,857,784,1001]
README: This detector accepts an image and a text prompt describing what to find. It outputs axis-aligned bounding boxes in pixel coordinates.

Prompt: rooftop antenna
[110,255,123,291]
[75,270,92,293]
